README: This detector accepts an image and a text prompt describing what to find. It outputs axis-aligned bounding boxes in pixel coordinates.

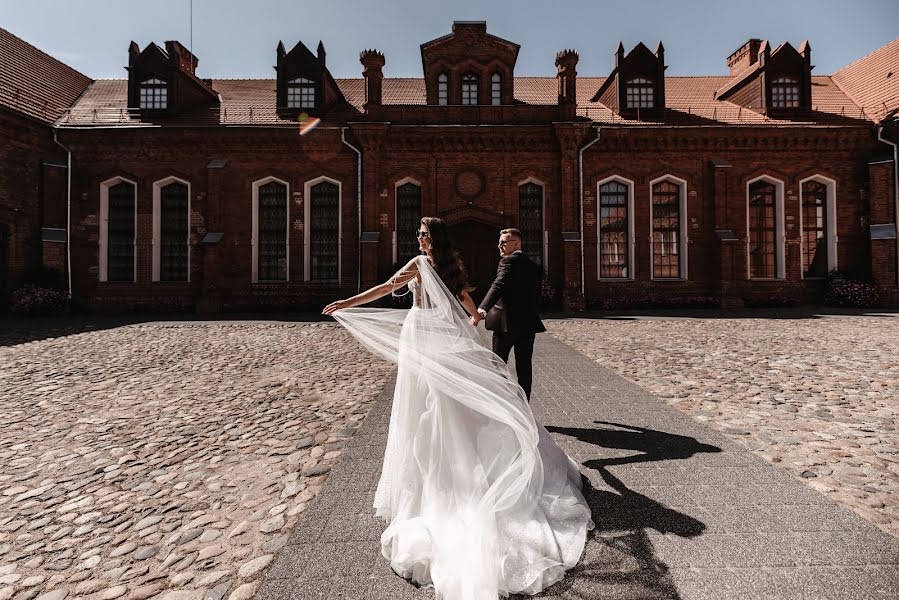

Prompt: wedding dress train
[332,256,593,600]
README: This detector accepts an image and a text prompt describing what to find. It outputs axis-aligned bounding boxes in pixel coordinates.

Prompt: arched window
[254,180,288,282]
[625,77,654,109]
[748,180,779,278]
[598,180,630,278]
[491,72,502,106]
[801,180,828,278]
[461,73,478,106]
[139,78,167,109]
[771,76,800,108]
[518,182,544,268]
[396,182,422,265]
[308,180,340,282]
[100,179,136,282]
[287,77,316,109]
[156,181,189,282]
[437,73,448,106]
[651,180,683,278]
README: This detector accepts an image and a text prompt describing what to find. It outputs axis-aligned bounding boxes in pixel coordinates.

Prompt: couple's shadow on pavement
[516,421,722,599]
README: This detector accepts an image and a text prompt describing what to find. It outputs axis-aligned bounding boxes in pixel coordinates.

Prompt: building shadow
[541,306,899,321]
[519,421,722,599]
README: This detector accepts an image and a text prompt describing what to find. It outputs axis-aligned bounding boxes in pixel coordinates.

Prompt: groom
[473,228,546,401]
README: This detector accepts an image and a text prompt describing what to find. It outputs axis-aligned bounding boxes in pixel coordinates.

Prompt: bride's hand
[323,299,350,315]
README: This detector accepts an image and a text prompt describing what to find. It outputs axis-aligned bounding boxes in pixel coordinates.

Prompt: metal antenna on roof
[190,0,194,70]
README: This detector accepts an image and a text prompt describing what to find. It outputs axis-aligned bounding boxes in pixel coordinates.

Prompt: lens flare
[297,112,321,136]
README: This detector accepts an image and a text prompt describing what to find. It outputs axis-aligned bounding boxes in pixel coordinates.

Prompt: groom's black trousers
[492,331,536,401]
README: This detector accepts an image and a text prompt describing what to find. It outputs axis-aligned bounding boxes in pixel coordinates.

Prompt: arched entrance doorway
[448,220,500,305]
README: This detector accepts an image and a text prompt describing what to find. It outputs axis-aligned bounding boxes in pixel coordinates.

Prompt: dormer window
[438,73,448,106]
[461,73,478,105]
[491,73,501,105]
[139,78,168,109]
[287,77,316,109]
[771,76,800,108]
[625,77,654,108]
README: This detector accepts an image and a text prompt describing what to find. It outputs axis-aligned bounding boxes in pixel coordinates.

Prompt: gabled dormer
[715,39,813,116]
[275,40,345,118]
[591,42,666,118]
[127,40,218,116]
[420,22,520,106]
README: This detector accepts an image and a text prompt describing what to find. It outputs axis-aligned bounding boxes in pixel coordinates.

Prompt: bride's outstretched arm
[322,259,419,315]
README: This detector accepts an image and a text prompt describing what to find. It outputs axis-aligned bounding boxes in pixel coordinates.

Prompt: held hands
[323,299,350,316]
[469,308,486,327]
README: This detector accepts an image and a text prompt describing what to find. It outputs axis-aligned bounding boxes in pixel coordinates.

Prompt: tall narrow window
[802,180,828,278]
[519,182,544,268]
[258,181,288,281]
[107,182,135,282]
[749,181,778,278]
[491,73,501,106]
[771,76,800,108]
[599,181,629,278]
[287,77,316,109]
[396,183,422,265]
[461,73,478,106]
[437,73,448,106]
[625,77,654,109]
[139,78,167,109]
[652,181,682,278]
[310,181,339,281]
[159,182,189,281]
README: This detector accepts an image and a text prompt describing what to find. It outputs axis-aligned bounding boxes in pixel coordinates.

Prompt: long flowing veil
[332,255,593,599]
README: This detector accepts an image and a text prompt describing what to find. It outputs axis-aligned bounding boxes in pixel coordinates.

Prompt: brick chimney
[555,49,579,106]
[727,39,763,75]
[360,49,385,107]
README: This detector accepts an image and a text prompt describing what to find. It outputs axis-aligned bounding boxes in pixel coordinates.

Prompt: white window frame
[649,175,689,280]
[99,176,138,283]
[287,77,316,109]
[491,72,502,106]
[798,174,838,278]
[437,73,448,106]
[746,174,786,280]
[139,78,168,110]
[461,73,478,106]
[596,175,636,281]
[518,177,547,271]
[393,177,423,265]
[152,176,191,283]
[304,175,342,282]
[252,176,291,283]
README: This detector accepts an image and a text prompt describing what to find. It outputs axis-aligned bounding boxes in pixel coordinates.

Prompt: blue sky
[3,0,897,79]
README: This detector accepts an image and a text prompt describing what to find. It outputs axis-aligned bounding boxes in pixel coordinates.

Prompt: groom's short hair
[500,228,522,240]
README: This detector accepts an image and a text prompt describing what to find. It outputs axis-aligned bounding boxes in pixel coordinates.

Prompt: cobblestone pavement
[0,322,391,600]
[547,314,899,538]
[256,334,899,600]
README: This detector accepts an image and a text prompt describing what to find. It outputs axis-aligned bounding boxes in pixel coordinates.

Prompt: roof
[832,38,899,123]
[0,27,92,123]
[56,74,868,127]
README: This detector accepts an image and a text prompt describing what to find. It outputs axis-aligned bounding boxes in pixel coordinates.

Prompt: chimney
[727,39,763,75]
[317,41,326,68]
[555,49,579,106]
[164,40,198,74]
[360,49,385,106]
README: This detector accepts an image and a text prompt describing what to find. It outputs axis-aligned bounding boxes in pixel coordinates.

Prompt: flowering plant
[10,284,70,316]
[824,270,879,307]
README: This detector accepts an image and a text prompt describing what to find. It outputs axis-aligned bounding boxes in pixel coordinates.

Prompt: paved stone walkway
[257,333,899,600]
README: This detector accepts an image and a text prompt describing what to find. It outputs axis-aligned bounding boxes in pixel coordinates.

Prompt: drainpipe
[577,127,601,297]
[877,125,899,287]
[341,127,363,293]
[52,129,73,298]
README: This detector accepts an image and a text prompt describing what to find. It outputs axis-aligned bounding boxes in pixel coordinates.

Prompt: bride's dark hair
[421,217,471,297]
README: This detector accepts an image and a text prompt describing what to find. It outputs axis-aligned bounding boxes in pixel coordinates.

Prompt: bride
[323,217,594,600]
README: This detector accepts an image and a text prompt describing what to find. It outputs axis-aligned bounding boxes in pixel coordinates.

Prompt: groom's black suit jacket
[478,252,546,335]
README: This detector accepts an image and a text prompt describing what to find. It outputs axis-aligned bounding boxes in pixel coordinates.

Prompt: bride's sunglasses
[416,230,430,239]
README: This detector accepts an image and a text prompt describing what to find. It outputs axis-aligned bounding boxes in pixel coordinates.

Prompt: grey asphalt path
[256,334,899,600]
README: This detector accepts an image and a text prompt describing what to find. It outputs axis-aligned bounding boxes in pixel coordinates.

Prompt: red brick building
[2,23,898,312]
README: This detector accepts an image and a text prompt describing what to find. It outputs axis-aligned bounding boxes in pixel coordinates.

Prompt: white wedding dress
[332,256,594,600]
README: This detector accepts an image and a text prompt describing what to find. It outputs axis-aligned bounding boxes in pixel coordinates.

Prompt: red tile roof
[58,74,867,128]
[0,27,91,123]
[833,38,899,123]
